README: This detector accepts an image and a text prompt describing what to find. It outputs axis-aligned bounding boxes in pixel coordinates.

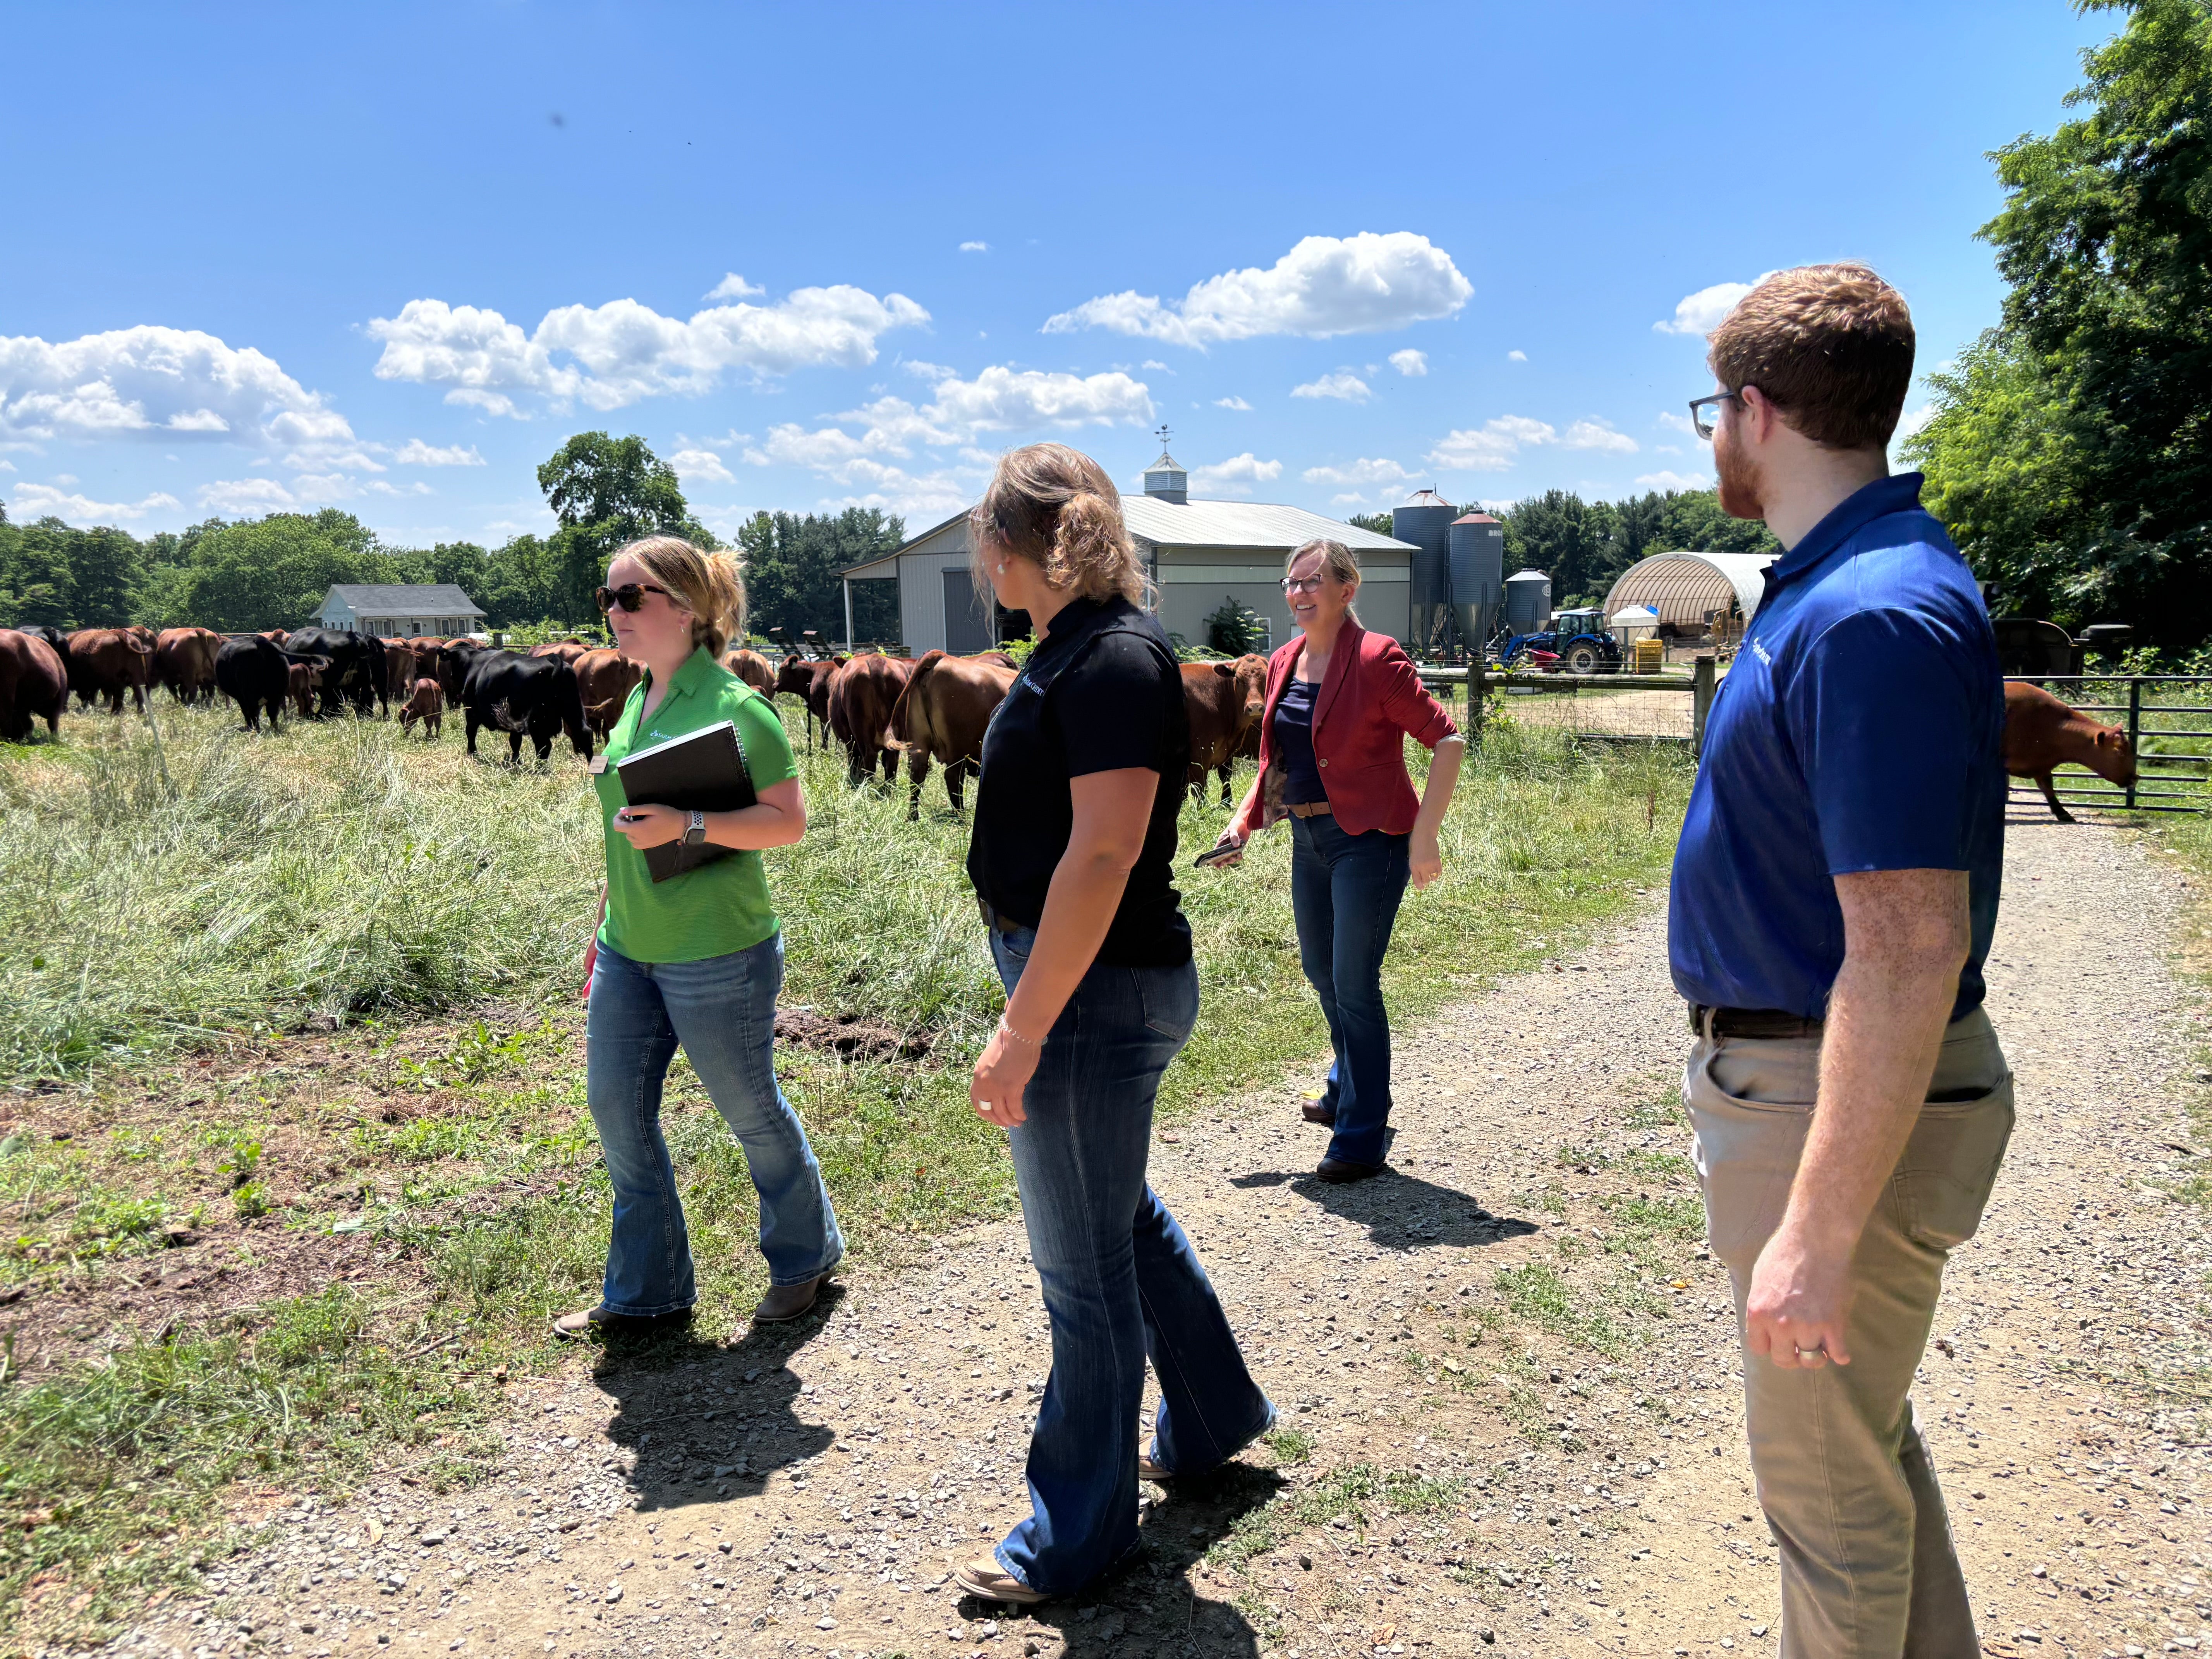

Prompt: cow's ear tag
[587,756,608,775]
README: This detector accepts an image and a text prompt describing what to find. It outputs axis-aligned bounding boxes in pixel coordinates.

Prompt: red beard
[1714,426,1765,520]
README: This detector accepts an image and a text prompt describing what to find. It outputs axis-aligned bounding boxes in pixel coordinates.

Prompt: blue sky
[0,1,2112,548]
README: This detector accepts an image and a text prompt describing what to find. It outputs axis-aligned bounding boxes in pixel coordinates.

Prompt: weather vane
[1155,423,1172,452]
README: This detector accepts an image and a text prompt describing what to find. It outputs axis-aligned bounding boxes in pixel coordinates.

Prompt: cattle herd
[0,621,1274,816]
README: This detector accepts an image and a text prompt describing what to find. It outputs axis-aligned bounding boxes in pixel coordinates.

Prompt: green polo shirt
[592,648,799,964]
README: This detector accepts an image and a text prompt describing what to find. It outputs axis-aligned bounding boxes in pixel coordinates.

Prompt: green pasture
[0,692,1692,1642]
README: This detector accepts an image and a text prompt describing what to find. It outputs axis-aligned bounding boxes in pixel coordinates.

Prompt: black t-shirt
[966,596,1193,967]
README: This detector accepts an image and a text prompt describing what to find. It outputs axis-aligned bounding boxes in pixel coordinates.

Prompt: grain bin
[1504,568,1553,638]
[1448,513,1504,653]
[1392,488,1456,653]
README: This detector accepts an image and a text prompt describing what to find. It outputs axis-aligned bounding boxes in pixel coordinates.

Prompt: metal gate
[2006,674,2212,815]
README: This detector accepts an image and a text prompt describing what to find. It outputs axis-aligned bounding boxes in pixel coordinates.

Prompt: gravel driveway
[101,815,2212,1659]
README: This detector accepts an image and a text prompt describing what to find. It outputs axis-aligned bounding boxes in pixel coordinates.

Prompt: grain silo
[1448,513,1504,653]
[1504,568,1553,637]
[1392,488,1456,654]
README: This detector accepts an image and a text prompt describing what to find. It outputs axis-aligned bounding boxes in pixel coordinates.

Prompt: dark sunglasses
[594,582,672,614]
[1687,390,1743,440]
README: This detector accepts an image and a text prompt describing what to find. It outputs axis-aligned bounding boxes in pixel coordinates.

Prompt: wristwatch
[682,809,707,847]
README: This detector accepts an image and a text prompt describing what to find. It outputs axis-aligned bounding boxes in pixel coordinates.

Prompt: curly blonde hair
[970,443,1148,606]
[614,536,747,659]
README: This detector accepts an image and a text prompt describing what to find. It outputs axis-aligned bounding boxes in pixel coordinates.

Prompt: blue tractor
[1495,606,1624,674]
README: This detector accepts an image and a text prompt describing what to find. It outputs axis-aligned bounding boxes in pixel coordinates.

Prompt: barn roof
[322,584,485,618]
[1599,551,1772,631]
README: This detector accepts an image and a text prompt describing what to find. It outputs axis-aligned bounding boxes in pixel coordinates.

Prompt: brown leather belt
[1286,800,1333,819]
[1689,1004,1823,1041]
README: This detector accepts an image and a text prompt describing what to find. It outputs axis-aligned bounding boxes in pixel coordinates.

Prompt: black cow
[462,650,592,763]
[215,635,330,732]
[439,638,489,708]
[283,627,388,717]
[20,624,69,661]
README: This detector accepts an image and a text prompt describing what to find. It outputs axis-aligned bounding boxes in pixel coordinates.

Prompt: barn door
[943,568,992,654]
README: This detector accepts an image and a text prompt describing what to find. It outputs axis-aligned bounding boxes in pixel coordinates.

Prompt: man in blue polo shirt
[1673,264,2011,1656]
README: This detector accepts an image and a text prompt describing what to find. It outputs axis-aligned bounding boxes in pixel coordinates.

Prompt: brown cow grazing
[405,637,450,706]
[1181,653,1269,805]
[154,626,223,704]
[574,647,644,738]
[64,627,153,713]
[529,641,590,665]
[830,653,914,787]
[2004,679,2138,823]
[287,659,323,718]
[0,629,68,742]
[888,649,1015,818]
[399,675,443,739]
[775,654,844,749]
[723,647,776,696]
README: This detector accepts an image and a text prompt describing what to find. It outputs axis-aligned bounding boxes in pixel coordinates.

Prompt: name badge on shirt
[587,756,608,775]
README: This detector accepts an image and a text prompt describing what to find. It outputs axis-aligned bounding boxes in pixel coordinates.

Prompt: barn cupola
[1142,424,1188,504]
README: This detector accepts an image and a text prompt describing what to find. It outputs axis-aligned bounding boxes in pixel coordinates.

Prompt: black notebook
[614,719,757,883]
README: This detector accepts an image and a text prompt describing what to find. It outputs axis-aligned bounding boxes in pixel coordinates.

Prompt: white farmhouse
[313,584,486,639]
[836,449,1415,654]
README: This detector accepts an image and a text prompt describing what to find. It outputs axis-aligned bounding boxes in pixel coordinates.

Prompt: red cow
[574,648,644,739]
[1181,653,1269,805]
[64,627,153,713]
[287,660,323,718]
[2003,679,2139,823]
[829,653,914,788]
[399,676,443,739]
[888,650,1015,818]
[0,629,67,742]
[154,627,223,704]
[406,637,450,706]
[724,648,776,696]
[775,654,845,748]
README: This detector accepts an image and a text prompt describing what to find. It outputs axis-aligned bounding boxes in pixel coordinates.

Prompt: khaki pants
[1685,1006,2013,1659]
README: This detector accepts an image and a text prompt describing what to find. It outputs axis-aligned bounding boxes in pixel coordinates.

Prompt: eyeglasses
[1281,576,1329,595]
[594,582,672,614]
[1687,391,1741,440]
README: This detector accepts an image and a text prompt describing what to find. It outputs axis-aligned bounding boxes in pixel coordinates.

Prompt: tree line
[1349,487,1779,608]
[0,432,905,640]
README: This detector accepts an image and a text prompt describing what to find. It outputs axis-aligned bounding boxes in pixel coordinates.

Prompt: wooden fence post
[1692,654,1717,760]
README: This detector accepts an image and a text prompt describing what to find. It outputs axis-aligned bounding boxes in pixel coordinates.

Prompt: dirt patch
[773,1006,934,1063]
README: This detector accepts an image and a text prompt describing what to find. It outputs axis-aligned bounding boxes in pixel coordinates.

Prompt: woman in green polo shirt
[555,534,844,1337]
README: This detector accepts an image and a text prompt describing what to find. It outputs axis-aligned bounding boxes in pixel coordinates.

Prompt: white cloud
[1044,232,1472,348]
[1562,418,1638,455]
[704,273,767,301]
[1634,469,1713,491]
[1656,409,1700,436]
[671,448,737,485]
[1388,349,1428,378]
[0,458,13,472]
[10,481,181,520]
[1654,280,1755,337]
[1895,404,1935,442]
[959,241,988,254]
[393,438,485,467]
[901,360,957,383]
[1331,492,1368,506]
[1188,453,1283,496]
[1214,395,1252,411]
[367,282,931,414]
[1291,371,1371,404]
[1429,416,1558,472]
[1140,360,1169,372]
[0,325,354,453]
[926,366,1151,431]
[1654,445,1683,456]
[1303,457,1414,488]
[197,477,301,515]
[1507,350,1527,362]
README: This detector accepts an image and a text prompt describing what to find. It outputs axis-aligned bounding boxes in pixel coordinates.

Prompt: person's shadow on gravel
[970,1463,1281,1658]
[1229,1166,1536,1251]
[588,1285,844,1514]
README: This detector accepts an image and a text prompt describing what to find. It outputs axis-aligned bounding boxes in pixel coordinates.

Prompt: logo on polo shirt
[1750,637,1773,667]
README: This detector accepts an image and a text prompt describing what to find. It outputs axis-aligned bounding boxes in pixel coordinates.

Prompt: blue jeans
[585,934,843,1315]
[1290,814,1412,1168]
[988,925,1274,1594]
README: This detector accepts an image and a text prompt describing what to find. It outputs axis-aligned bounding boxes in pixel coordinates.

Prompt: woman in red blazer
[1209,539,1464,1181]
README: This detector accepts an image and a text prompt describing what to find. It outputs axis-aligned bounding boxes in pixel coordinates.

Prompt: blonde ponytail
[616,535,748,658]
[972,443,1147,606]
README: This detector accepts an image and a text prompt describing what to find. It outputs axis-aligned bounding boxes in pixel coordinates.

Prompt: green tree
[1910,0,2212,642]
[536,433,715,623]
[169,515,390,632]
[0,517,73,629]
[738,507,905,642]
[71,524,144,625]
[1344,510,1395,536]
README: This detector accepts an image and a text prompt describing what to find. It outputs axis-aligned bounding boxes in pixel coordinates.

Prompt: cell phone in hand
[1192,840,1243,869]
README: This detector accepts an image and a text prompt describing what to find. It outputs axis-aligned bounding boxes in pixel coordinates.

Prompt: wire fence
[2006,674,2212,816]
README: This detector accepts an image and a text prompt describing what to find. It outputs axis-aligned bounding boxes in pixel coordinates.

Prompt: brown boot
[551,1305,691,1339]
[1315,1156,1383,1184]
[953,1558,1048,1606]
[752,1274,830,1323]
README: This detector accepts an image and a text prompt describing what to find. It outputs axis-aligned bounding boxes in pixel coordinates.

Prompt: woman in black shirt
[955,443,1273,1605]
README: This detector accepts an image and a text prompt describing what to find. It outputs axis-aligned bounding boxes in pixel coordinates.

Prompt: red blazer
[1251,619,1458,836]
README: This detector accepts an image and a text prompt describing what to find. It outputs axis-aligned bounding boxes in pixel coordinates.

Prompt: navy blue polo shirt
[1669,473,2005,1023]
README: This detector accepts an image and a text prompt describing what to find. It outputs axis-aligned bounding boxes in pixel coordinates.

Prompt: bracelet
[996,1014,1042,1049]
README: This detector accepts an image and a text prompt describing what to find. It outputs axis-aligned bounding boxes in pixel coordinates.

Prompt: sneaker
[953,1558,1048,1606]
